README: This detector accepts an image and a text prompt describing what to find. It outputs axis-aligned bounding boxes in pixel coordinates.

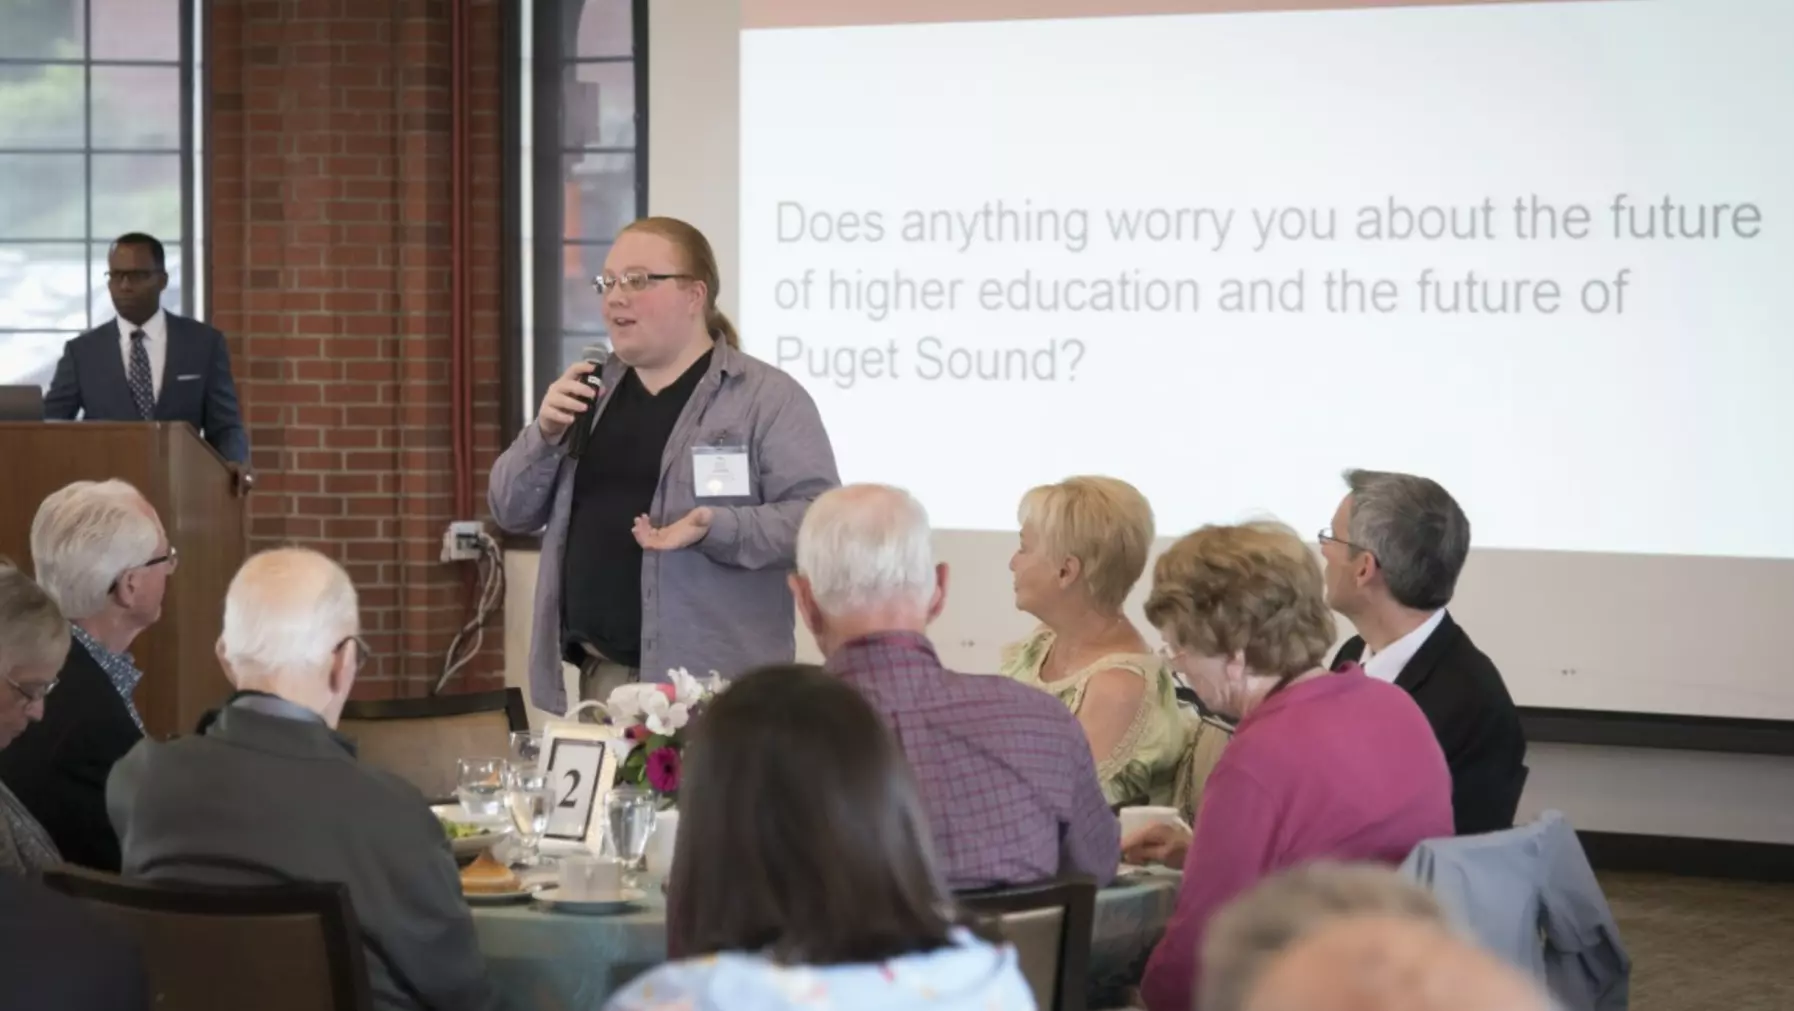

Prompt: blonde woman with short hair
[1001,476,1185,806]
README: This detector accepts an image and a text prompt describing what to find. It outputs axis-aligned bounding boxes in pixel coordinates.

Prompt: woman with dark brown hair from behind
[603,664,1034,1011]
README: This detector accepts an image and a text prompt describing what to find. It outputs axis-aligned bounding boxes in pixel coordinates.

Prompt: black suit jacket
[1334,613,1528,836]
[107,703,501,1011]
[43,313,250,463]
[0,873,149,1010]
[0,640,143,871]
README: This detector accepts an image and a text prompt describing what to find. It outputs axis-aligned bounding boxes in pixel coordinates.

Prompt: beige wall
[501,0,1794,845]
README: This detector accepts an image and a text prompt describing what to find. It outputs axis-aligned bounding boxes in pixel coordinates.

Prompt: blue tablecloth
[473,871,1180,1011]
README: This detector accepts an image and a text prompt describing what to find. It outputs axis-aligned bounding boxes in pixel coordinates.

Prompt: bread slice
[459,851,522,894]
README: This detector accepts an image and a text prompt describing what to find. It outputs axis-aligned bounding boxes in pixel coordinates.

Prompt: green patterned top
[999,626,1187,807]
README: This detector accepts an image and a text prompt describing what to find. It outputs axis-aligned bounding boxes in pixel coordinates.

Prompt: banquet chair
[42,865,373,1011]
[958,875,1097,1011]
[338,688,530,803]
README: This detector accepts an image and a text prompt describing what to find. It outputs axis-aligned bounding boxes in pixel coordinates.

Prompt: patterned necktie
[127,329,155,419]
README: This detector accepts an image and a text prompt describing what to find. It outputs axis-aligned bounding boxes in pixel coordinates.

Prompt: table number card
[540,724,620,850]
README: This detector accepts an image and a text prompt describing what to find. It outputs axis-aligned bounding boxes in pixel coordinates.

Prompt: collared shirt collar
[823,630,939,676]
[227,690,329,727]
[1362,608,1448,684]
[69,624,144,731]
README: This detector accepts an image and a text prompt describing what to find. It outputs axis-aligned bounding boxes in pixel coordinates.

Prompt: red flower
[645,746,682,793]
[626,724,651,742]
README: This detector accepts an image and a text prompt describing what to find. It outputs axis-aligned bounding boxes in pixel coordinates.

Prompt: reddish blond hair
[620,216,740,349]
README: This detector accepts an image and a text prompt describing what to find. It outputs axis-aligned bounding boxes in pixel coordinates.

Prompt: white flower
[666,667,707,707]
[703,670,726,696]
[603,683,660,725]
[640,691,690,736]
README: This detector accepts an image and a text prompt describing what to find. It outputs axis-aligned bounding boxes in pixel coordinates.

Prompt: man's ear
[789,573,822,635]
[1355,550,1380,588]
[326,640,356,700]
[926,563,950,624]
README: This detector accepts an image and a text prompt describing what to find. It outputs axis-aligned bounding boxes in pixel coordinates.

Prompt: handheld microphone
[566,342,612,460]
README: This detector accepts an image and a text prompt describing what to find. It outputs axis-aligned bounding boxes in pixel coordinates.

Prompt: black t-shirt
[561,350,712,668]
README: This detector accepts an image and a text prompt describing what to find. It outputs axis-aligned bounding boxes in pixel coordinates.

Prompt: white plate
[432,804,509,857]
[532,885,646,915]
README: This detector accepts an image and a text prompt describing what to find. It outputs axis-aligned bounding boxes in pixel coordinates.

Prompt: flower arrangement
[601,668,724,803]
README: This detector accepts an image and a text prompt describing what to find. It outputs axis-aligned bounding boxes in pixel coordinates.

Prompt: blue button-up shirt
[70,624,144,731]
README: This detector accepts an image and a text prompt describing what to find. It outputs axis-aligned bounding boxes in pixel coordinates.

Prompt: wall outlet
[441,520,484,562]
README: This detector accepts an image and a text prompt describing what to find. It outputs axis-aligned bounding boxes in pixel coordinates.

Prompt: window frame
[0,0,202,355]
[501,0,650,439]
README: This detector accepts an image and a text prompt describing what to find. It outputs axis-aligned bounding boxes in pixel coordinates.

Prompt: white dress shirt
[1362,607,1448,684]
[116,308,168,399]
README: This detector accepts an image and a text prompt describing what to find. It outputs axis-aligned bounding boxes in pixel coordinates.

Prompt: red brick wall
[209,0,508,698]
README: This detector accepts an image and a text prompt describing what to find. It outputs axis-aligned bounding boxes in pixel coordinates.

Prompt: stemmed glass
[504,767,555,868]
[509,731,544,772]
[603,787,658,888]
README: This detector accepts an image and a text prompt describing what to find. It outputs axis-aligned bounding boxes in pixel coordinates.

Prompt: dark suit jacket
[0,873,149,1010]
[43,314,249,463]
[106,702,501,1011]
[0,640,143,871]
[1334,613,1528,836]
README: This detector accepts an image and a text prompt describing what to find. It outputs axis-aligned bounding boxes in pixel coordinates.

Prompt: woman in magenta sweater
[1128,521,1452,1011]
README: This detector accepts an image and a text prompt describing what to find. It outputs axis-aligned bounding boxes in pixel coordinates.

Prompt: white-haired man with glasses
[107,547,500,1011]
[0,479,172,871]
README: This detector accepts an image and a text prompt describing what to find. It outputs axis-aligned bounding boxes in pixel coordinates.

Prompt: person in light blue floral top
[604,664,1035,1011]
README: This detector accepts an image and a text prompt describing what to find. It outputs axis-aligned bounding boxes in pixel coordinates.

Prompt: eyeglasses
[106,269,162,285]
[591,270,694,296]
[4,675,57,705]
[335,636,371,676]
[110,545,178,593]
[141,545,179,572]
[1317,528,1374,557]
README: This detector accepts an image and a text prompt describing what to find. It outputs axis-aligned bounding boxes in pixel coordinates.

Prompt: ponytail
[708,308,741,349]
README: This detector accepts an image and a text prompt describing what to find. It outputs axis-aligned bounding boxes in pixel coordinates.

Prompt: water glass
[509,730,544,771]
[603,787,658,886]
[456,757,508,821]
[504,768,555,867]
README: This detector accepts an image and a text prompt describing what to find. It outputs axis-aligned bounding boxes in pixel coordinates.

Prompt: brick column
[209,0,508,697]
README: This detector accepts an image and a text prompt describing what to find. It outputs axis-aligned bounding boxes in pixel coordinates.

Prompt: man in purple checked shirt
[790,483,1119,891]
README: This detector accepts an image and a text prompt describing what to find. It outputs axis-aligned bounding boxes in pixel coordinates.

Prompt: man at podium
[43,233,249,465]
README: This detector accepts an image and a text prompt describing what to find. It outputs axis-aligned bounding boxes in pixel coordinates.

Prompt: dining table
[470,867,1181,1011]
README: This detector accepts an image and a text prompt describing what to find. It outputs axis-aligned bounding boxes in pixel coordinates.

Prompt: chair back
[338,688,529,802]
[1170,708,1235,825]
[42,865,373,1011]
[957,876,1096,1011]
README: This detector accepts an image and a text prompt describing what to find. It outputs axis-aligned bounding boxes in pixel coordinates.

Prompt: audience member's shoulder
[948,666,1085,730]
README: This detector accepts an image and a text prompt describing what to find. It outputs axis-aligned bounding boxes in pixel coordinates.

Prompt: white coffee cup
[1119,805,1189,839]
[560,854,622,900]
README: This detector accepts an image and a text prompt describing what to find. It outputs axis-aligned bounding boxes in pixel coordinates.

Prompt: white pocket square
[176,374,201,381]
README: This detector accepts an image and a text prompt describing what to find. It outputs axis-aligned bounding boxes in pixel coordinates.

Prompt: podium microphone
[566,342,612,461]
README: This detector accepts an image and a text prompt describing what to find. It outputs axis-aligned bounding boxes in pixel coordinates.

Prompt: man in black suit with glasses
[1320,469,1528,837]
[44,232,249,464]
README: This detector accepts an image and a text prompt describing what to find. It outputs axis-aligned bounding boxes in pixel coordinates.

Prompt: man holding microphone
[490,218,838,713]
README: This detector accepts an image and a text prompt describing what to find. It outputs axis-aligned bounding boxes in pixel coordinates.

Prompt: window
[0,0,200,389]
[506,0,647,432]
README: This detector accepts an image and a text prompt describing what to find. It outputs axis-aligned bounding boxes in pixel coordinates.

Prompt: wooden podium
[0,422,248,739]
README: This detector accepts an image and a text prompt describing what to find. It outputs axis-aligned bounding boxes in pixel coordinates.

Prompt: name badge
[693,443,751,498]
